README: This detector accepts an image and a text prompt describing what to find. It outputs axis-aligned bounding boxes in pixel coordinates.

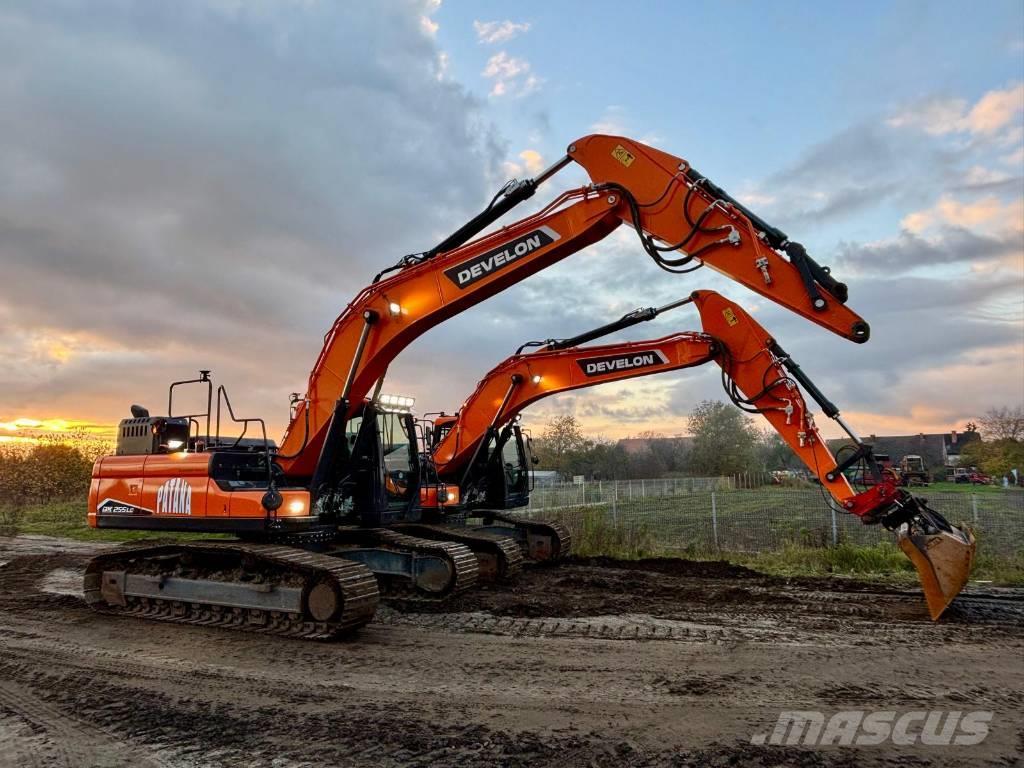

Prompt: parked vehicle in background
[898,454,930,486]
[950,466,991,485]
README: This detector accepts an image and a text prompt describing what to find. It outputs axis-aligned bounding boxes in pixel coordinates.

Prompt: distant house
[944,430,981,466]
[826,430,980,471]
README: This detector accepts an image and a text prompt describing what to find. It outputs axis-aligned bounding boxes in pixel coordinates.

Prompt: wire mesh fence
[520,478,1024,557]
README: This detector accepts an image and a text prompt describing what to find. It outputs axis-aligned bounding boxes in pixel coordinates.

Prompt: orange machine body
[88,452,312,531]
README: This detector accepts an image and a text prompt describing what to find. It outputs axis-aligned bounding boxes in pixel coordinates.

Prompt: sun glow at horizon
[0,416,117,451]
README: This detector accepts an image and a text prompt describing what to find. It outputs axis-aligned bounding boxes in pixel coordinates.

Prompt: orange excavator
[83,134,973,639]
[415,291,975,620]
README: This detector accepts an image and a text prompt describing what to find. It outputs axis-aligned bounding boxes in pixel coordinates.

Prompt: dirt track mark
[0,679,171,768]
[2,538,1022,767]
[0,658,879,768]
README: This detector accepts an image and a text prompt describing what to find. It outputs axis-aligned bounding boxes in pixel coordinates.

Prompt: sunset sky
[1,0,1022,447]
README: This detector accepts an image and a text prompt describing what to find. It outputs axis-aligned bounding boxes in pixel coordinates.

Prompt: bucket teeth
[898,524,976,620]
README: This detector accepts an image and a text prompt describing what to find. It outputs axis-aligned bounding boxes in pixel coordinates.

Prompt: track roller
[84,542,380,640]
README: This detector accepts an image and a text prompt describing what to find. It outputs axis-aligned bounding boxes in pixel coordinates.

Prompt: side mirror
[532,456,540,465]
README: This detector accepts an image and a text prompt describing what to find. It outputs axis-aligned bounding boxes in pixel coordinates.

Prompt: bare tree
[979,406,1024,441]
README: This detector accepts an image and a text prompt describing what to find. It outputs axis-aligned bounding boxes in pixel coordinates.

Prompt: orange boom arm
[432,331,718,476]
[431,290,973,619]
[279,135,869,478]
[431,291,855,500]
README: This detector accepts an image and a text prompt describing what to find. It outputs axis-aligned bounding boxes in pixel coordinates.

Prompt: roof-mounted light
[377,393,416,412]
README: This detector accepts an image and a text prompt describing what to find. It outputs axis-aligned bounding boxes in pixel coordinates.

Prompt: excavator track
[390,523,525,581]
[83,542,379,640]
[475,512,572,563]
[333,528,480,601]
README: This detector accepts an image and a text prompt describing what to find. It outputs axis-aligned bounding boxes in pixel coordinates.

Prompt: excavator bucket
[897,522,976,620]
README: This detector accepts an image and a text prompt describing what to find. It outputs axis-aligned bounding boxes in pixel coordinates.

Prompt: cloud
[836,227,1023,275]
[0,1,504,427]
[591,106,628,135]
[473,20,530,44]
[481,51,541,97]
[420,15,439,37]
[708,122,933,233]
[518,149,545,175]
[887,82,1024,138]
[900,195,1023,236]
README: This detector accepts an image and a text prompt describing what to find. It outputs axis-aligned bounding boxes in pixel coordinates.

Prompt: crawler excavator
[418,292,975,619]
[83,134,972,639]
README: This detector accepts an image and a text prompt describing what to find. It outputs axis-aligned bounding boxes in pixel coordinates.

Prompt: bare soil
[0,535,1021,767]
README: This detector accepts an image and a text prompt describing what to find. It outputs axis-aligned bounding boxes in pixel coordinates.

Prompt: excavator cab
[466,423,531,510]
[344,399,422,526]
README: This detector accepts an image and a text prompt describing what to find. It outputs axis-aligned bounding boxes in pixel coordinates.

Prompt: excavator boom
[278,135,871,482]
[430,291,974,619]
[432,330,716,474]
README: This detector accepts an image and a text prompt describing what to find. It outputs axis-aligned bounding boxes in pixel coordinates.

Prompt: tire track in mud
[2,541,1023,767]
[0,656,879,768]
[376,592,1024,648]
[0,679,172,768]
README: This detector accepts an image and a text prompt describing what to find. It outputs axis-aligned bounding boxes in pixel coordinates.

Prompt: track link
[391,523,525,581]
[83,542,379,640]
[475,512,572,562]
[335,529,480,601]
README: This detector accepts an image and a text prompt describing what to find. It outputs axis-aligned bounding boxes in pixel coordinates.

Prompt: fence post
[830,506,838,546]
[613,481,618,523]
[711,490,719,550]
[641,479,645,497]
[971,494,979,524]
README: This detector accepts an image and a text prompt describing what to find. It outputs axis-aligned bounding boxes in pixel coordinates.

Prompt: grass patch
[539,506,656,559]
[1,501,225,542]
[924,481,1014,494]
[726,542,918,581]
[720,541,1024,586]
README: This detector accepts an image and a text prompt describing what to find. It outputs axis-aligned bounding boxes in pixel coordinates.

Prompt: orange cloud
[901,195,1024,235]
[887,82,1024,137]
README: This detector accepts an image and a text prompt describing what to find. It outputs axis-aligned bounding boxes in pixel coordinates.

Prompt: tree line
[959,406,1024,481]
[529,401,1024,483]
[530,400,803,480]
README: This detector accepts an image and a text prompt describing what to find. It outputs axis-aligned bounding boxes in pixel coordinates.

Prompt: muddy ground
[0,536,1021,767]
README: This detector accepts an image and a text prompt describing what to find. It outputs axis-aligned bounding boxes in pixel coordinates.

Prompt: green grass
[0,501,226,542]
[729,541,917,579]
[537,502,1024,585]
[924,481,1015,494]
[730,543,1024,585]
[539,506,656,558]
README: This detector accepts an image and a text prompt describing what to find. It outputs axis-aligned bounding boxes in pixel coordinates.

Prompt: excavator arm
[693,290,976,620]
[432,298,717,476]
[278,134,870,485]
[429,290,974,619]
